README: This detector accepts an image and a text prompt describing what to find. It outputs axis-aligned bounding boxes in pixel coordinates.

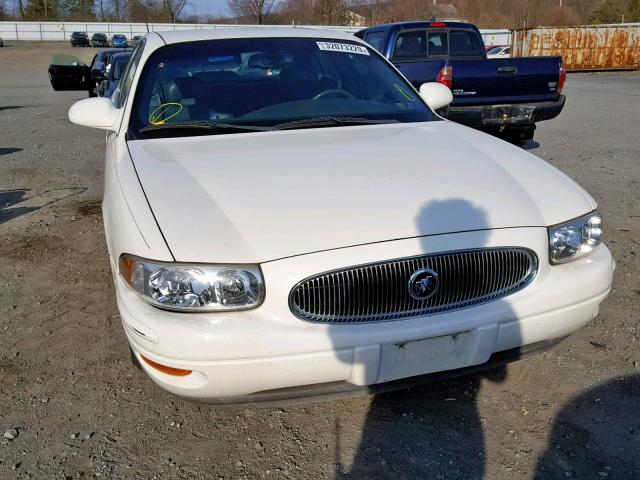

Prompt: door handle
[497,66,517,74]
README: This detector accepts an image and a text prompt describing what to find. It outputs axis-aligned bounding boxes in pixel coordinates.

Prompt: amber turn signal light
[140,354,192,376]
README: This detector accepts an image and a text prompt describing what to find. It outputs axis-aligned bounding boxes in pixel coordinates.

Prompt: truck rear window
[449,30,484,57]
[392,29,483,59]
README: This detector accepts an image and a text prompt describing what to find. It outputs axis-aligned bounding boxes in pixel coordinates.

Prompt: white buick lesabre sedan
[64,28,614,404]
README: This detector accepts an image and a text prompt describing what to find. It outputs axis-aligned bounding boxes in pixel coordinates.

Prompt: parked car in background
[357,21,566,144]
[47,54,92,95]
[132,35,143,46]
[54,28,613,405]
[89,48,132,94]
[91,33,109,48]
[47,49,131,97]
[70,31,90,47]
[112,34,128,48]
[98,51,131,98]
[487,45,511,58]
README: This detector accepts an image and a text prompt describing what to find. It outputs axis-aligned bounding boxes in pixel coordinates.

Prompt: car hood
[128,121,595,263]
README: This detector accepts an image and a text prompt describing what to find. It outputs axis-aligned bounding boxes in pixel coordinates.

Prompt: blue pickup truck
[356,21,566,144]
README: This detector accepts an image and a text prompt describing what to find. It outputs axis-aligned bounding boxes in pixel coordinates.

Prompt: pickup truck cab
[357,21,566,144]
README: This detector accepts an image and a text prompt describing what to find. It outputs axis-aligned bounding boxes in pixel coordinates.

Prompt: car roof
[359,21,478,33]
[96,48,130,58]
[111,51,131,60]
[155,27,359,45]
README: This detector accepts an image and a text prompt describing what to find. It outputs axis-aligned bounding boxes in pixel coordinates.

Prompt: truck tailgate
[449,56,562,106]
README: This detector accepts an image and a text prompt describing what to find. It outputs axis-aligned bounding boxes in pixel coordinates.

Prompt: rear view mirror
[419,82,453,111]
[68,97,119,130]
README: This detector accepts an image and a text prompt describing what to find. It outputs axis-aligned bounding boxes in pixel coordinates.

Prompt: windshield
[129,37,435,139]
[487,46,503,55]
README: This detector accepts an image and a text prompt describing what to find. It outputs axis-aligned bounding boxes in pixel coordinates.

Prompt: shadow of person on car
[332,199,521,479]
[534,374,640,478]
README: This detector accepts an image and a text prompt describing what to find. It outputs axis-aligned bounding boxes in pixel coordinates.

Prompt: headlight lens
[548,211,603,264]
[119,255,264,312]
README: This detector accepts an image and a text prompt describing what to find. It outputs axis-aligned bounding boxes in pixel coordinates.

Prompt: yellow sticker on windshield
[149,102,183,125]
[394,83,416,101]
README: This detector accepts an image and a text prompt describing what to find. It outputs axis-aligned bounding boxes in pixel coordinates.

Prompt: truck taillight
[558,62,567,94]
[436,65,452,89]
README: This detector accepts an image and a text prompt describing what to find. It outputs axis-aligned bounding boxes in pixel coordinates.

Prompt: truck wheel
[502,125,535,146]
[506,135,527,147]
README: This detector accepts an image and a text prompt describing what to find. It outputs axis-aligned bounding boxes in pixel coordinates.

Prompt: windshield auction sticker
[316,42,370,55]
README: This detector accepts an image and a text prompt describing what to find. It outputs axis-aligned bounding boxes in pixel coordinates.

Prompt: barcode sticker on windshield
[316,42,370,56]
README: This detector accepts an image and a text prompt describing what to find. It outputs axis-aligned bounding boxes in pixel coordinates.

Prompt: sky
[184,0,231,19]
[4,0,233,20]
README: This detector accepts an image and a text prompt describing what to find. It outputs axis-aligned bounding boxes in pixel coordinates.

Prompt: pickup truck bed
[356,21,566,143]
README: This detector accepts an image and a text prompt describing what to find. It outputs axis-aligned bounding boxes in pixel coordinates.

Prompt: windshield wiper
[273,116,399,131]
[140,120,273,134]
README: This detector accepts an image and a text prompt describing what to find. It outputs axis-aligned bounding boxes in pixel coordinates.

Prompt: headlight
[548,211,603,264]
[119,254,264,312]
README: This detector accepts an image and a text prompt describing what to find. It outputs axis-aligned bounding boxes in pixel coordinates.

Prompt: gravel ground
[0,41,639,480]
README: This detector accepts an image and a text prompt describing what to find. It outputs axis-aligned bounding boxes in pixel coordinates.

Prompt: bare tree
[277,0,313,24]
[112,0,124,21]
[227,0,276,24]
[24,0,62,20]
[17,0,26,18]
[313,0,346,24]
[96,0,107,19]
[161,0,188,22]
[128,0,164,21]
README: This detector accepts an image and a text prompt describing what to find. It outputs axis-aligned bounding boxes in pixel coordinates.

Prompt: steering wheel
[313,89,356,100]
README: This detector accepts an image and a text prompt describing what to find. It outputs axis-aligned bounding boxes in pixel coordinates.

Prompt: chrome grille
[289,248,538,323]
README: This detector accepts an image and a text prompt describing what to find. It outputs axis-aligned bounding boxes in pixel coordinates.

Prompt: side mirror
[419,82,453,111]
[68,97,119,130]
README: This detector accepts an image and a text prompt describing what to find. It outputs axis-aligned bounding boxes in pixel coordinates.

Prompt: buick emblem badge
[408,268,439,300]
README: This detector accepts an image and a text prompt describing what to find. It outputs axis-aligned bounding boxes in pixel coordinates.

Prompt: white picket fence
[0,21,511,46]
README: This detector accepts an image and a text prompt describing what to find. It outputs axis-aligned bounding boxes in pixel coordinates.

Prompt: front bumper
[116,228,614,403]
[441,95,566,128]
